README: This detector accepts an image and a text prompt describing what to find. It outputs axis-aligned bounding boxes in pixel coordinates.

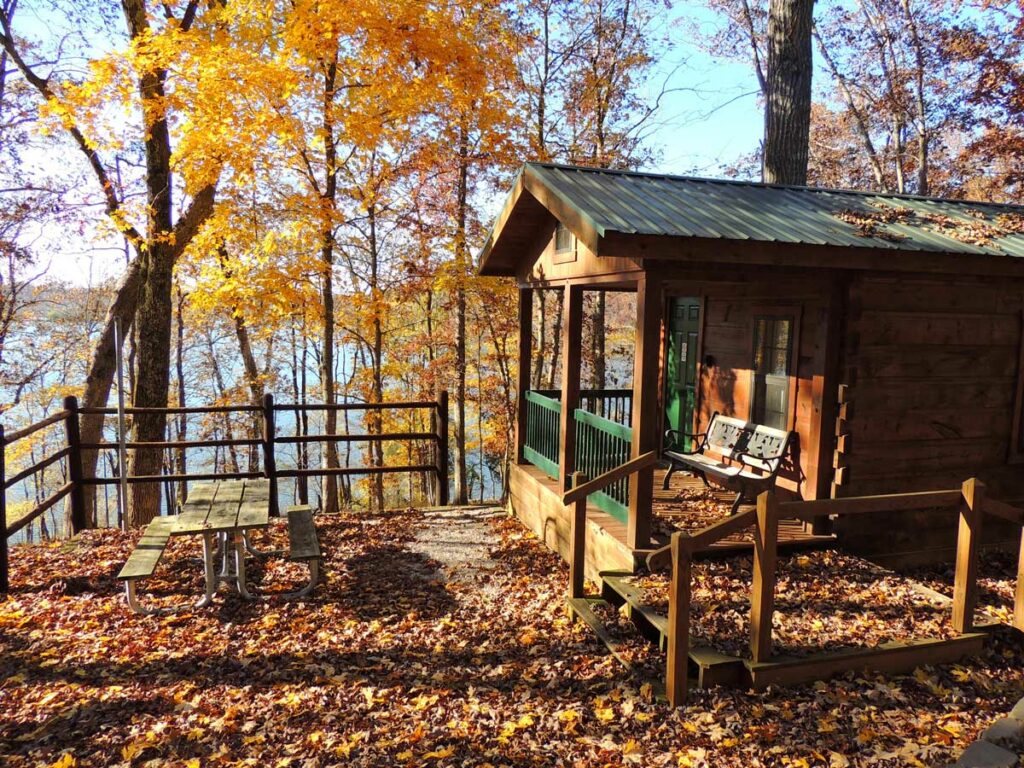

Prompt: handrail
[2,411,69,445]
[646,507,758,571]
[777,489,962,521]
[561,451,657,506]
[984,496,1024,526]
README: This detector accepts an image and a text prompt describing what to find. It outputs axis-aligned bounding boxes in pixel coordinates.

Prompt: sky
[22,2,765,286]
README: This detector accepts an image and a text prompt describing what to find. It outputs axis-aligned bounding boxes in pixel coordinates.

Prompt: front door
[665,297,701,449]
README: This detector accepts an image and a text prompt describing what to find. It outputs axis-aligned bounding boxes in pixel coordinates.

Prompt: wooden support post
[666,531,691,707]
[436,391,450,506]
[953,478,984,634]
[63,396,87,533]
[1014,528,1024,633]
[515,287,533,465]
[627,274,662,549]
[558,284,584,492]
[750,491,779,663]
[569,471,587,599]
[262,393,279,517]
[0,423,7,594]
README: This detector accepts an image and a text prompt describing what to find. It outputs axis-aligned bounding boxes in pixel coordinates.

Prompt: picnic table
[174,479,271,606]
[117,479,271,613]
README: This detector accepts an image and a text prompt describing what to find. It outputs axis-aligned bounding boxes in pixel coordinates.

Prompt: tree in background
[762,0,813,184]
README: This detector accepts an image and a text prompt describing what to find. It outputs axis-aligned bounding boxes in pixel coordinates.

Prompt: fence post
[750,491,779,663]
[63,396,87,534]
[1,423,7,594]
[262,393,279,517]
[666,530,691,707]
[569,471,587,600]
[953,478,984,634]
[435,391,449,507]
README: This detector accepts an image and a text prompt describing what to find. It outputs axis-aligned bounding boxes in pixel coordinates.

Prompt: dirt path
[407,505,506,597]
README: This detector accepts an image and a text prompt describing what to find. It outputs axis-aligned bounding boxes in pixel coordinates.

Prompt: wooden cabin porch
[511,459,834,581]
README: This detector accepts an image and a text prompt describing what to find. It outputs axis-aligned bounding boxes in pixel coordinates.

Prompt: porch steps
[569,570,748,689]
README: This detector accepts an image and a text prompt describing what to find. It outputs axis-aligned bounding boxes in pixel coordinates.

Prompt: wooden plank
[204,481,246,532]
[953,478,984,634]
[983,496,1024,526]
[562,452,657,505]
[750,492,779,663]
[287,505,321,560]
[237,480,271,530]
[666,531,691,707]
[515,287,533,464]
[628,273,663,549]
[569,472,587,599]
[1015,528,1024,633]
[117,518,174,580]
[558,284,584,492]
[647,507,758,571]
[566,596,638,674]
[744,632,988,689]
[779,489,961,521]
[600,572,670,638]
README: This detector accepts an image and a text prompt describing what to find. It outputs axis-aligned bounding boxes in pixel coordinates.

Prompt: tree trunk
[762,0,814,185]
[453,123,470,506]
[593,290,606,393]
[319,56,340,515]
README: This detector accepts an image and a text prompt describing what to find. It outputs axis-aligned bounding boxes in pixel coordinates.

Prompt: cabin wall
[835,273,1024,564]
[518,224,642,285]
[662,272,837,502]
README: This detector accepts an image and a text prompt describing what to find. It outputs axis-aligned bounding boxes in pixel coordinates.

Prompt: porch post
[627,274,663,549]
[558,283,584,492]
[515,286,533,465]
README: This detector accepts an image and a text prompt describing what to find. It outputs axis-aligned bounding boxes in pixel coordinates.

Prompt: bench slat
[287,505,321,561]
[117,517,174,580]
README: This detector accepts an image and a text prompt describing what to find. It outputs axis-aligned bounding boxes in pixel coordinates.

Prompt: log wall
[835,274,1024,563]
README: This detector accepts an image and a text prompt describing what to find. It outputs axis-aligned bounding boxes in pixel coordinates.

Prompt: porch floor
[519,463,834,557]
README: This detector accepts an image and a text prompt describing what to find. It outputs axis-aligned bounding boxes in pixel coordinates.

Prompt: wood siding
[835,274,1024,562]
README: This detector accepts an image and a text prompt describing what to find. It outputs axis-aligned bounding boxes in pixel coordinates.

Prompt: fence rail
[574,408,632,523]
[1,391,450,593]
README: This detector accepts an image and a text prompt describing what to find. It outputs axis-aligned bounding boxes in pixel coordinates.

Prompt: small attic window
[554,221,573,253]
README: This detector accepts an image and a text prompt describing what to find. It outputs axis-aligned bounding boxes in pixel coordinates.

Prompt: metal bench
[662,412,794,515]
[116,517,181,615]
[284,505,322,598]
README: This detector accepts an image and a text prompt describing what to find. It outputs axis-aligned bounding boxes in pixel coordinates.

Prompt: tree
[762,0,814,184]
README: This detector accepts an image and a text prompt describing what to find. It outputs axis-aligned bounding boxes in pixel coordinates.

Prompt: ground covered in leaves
[2,508,1023,767]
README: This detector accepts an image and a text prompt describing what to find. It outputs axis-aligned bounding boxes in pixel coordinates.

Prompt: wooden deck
[515,462,833,559]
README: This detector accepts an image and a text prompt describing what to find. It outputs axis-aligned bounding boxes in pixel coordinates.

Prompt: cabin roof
[477,162,1024,276]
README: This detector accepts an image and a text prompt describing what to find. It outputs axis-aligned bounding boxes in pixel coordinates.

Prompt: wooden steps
[566,595,638,673]
[744,632,989,689]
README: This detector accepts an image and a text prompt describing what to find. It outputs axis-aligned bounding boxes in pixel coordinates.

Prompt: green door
[665,297,701,449]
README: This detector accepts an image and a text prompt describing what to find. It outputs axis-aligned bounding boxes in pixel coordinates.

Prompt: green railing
[574,408,632,523]
[533,389,633,426]
[523,390,561,479]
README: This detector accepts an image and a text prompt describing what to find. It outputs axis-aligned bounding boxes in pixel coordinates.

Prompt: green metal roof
[478,162,1024,275]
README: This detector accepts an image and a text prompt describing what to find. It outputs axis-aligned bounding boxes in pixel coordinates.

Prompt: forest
[0,0,1021,539]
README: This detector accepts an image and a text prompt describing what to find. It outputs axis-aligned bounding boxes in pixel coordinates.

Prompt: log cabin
[478,162,1024,575]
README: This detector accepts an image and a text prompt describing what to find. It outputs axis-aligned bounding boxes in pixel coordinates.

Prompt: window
[554,221,573,253]
[751,315,794,430]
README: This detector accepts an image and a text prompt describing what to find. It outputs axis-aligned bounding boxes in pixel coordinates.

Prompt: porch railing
[523,390,561,479]
[522,388,634,521]
[574,408,632,523]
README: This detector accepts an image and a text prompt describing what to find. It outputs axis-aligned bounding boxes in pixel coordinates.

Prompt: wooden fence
[0,391,449,593]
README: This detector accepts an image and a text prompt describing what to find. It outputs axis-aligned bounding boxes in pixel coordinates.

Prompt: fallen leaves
[0,509,1022,767]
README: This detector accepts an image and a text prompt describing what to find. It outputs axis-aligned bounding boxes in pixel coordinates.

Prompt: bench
[284,505,322,598]
[662,412,794,515]
[116,516,179,615]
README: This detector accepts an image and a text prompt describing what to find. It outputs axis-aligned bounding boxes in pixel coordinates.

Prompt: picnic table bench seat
[284,505,322,598]
[662,412,794,515]
[116,516,180,615]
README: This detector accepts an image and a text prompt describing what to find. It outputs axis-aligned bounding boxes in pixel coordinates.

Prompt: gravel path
[407,505,507,597]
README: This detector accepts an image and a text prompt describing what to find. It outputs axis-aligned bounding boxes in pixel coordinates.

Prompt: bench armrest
[664,428,707,454]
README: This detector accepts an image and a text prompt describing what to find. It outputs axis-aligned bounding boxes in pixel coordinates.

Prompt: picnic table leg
[196,532,218,608]
[233,532,256,600]
[243,530,285,558]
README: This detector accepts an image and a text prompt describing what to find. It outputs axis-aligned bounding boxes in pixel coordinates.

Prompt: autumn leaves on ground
[1,508,1022,768]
